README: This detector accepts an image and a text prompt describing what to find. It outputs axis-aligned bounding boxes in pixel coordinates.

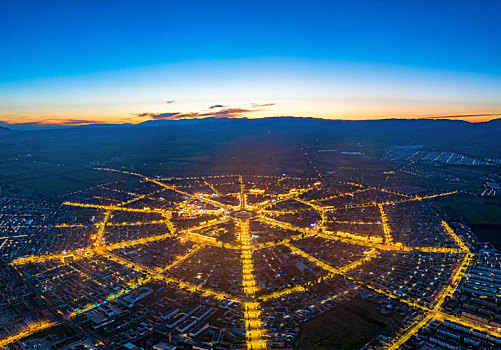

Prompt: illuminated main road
[4,168,482,349]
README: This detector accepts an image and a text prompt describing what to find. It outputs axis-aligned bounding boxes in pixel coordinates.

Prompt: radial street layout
[3,168,485,349]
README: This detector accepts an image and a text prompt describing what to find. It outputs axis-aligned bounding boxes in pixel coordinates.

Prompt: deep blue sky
[1,0,501,126]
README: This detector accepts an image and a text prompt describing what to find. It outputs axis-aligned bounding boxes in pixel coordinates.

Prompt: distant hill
[0,125,12,134]
[0,116,499,193]
[135,117,501,157]
[2,117,501,159]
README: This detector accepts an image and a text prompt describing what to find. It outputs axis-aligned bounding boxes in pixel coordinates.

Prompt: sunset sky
[1,0,501,128]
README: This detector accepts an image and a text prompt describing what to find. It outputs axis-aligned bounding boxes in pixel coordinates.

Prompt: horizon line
[1,114,501,131]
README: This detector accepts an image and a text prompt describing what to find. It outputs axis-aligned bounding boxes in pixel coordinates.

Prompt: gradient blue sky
[1,0,501,127]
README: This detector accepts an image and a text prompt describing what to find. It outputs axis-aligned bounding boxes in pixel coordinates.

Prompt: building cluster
[0,187,58,261]
[385,202,458,248]
[383,146,494,167]
[400,317,501,349]
[444,252,501,332]
[347,251,461,308]
[18,255,147,315]
[83,281,247,349]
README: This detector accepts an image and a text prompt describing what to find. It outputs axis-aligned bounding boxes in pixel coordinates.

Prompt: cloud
[136,112,181,120]
[136,107,265,121]
[200,108,256,118]
[251,103,276,108]
[54,119,104,125]
[423,113,501,119]
[0,118,104,129]
[160,113,200,120]
[209,103,275,110]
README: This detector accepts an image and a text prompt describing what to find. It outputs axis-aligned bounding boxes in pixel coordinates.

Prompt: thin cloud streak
[0,118,106,129]
[136,112,181,120]
[423,113,501,119]
[251,103,276,107]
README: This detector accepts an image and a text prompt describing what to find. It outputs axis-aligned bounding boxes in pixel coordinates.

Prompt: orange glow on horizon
[2,110,500,128]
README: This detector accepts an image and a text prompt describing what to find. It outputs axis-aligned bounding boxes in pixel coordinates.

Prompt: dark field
[297,298,402,350]
[0,121,311,193]
[1,118,500,194]
[435,195,501,249]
